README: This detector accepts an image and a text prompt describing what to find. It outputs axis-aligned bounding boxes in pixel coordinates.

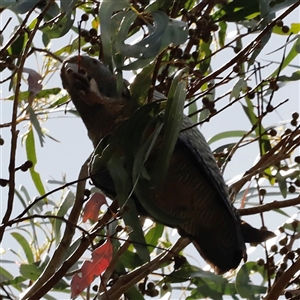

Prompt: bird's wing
[178,116,242,226]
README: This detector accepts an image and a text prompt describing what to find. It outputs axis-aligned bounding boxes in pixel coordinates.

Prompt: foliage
[0,0,300,299]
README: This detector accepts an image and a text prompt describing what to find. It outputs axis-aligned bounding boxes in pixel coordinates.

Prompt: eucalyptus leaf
[276,172,288,198]
[25,129,47,198]
[277,70,300,82]
[269,36,300,78]
[54,190,75,245]
[40,13,75,39]
[236,262,267,298]
[0,0,40,14]
[120,11,169,58]
[130,63,155,106]
[60,0,78,14]
[11,232,34,264]
[208,130,256,145]
[0,266,13,281]
[99,0,131,69]
[28,106,45,147]
[150,69,187,188]
[230,78,247,101]
[107,155,150,262]
[119,11,187,59]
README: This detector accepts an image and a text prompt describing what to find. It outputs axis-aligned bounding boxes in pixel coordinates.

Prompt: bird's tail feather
[240,221,275,243]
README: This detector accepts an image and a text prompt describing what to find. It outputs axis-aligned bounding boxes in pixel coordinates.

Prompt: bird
[61,55,275,274]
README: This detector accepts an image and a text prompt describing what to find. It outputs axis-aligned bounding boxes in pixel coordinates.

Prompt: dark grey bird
[61,55,275,274]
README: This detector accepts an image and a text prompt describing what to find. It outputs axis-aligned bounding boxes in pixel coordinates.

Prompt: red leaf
[71,238,113,298]
[82,193,107,222]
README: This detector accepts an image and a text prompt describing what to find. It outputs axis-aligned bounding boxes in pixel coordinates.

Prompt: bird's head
[60,55,131,146]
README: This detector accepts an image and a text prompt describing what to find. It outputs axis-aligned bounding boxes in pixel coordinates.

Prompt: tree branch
[26,200,119,300]
[98,237,191,300]
[264,256,300,300]
[20,158,89,300]
[0,0,53,243]
[239,195,300,216]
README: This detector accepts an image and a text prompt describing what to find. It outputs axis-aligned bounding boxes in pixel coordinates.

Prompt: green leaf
[249,0,276,67]
[107,155,150,262]
[187,274,233,300]
[282,219,300,233]
[130,62,155,106]
[42,32,51,47]
[121,57,155,70]
[188,101,198,124]
[236,262,267,298]
[124,286,144,300]
[276,171,288,198]
[54,190,75,245]
[249,33,272,66]
[19,263,42,281]
[54,36,87,56]
[11,232,34,264]
[215,1,260,22]
[99,0,130,69]
[9,30,28,56]
[278,70,300,82]
[267,0,300,14]
[131,117,164,183]
[0,266,13,281]
[199,39,212,74]
[241,102,271,154]
[116,250,144,270]
[269,36,300,78]
[28,106,45,147]
[218,21,227,47]
[208,130,256,145]
[165,264,227,284]
[2,275,26,292]
[150,69,187,188]
[230,78,247,100]
[40,13,75,38]
[120,11,169,59]
[60,0,78,14]
[36,87,61,99]
[115,10,137,55]
[145,223,164,253]
[116,10,187,66]
[48,94,69,109]
[0,0,40,14]
[144,0,174,12]
[6,91,30,101]
[273,23,300,35]
[25,128,47,197]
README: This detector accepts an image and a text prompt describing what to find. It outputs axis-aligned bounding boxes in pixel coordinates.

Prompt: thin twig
[0,0,53,243]
[4,214,90,236]
[187,1,300,97]
[14,176,89,220]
